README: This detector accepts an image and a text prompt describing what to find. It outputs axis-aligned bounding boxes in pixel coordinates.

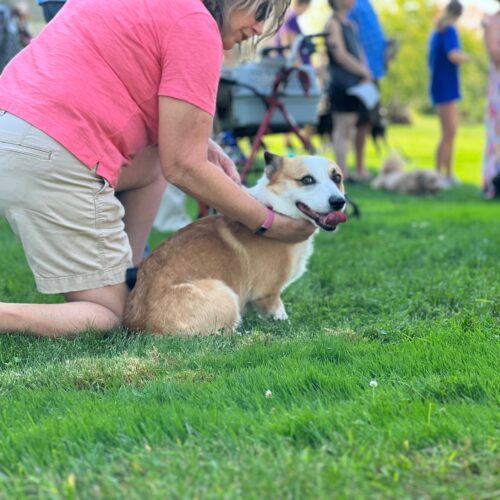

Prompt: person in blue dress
[428,0,469,188]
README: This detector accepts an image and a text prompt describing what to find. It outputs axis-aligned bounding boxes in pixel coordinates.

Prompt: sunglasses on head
[255,1,272,22]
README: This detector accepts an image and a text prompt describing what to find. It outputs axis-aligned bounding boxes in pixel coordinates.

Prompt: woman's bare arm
[447,49,470,64]
[158,97,315,242]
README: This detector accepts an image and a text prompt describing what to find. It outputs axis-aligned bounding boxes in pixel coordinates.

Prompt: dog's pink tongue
[324,211,348,226]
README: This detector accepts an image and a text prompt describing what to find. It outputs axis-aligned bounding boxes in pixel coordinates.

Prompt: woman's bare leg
[436,102,458,177]
[354,122,371,179]
[0,146,167,336]
[332,112,357,178]
[0,284,128,337]
[116,146,167,265]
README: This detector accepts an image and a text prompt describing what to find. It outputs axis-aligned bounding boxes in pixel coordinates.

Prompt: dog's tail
[125,279,241,336]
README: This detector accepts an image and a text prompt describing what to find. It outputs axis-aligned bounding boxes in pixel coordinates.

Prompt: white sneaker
[442,175,460,189]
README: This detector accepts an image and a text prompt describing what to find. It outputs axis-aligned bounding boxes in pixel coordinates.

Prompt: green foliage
[460,30,489,123]
[380,0,437,114]
[379,0,488,123]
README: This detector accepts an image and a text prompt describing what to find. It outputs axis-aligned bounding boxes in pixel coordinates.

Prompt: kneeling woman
[0,0,317,337]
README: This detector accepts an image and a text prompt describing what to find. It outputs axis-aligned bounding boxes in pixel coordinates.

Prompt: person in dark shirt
[36,0,66,23]
[325,0,372,181]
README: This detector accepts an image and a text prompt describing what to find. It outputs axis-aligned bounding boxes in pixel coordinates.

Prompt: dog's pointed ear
[264,152,284,178]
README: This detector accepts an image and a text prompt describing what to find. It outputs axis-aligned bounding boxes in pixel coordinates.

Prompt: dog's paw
[272,303,289,321]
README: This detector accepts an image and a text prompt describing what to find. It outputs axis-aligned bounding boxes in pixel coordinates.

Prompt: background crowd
[1,0,498,200]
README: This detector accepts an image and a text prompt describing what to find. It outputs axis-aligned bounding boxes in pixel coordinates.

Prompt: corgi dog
[124,153,347,336]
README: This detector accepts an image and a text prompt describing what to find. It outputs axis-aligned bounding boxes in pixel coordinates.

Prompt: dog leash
[125,267,138,290]
[345,195,361,218]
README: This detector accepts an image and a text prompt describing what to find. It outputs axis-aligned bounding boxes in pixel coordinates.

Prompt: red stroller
[215,33,326,183]
[209,33,360,216]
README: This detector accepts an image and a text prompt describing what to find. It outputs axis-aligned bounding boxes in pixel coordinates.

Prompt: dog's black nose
[329,196,345,211]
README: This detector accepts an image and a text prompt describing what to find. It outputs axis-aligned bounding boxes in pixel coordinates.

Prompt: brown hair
[436,0,464,31]
[293,0,312,6]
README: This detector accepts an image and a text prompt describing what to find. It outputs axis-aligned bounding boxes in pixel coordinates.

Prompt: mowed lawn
[0,116,499,498]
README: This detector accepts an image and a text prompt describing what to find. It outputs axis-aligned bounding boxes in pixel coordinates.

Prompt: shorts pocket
[0,140,52,161]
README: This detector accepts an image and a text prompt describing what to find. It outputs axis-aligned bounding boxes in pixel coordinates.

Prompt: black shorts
[329,86,371,125]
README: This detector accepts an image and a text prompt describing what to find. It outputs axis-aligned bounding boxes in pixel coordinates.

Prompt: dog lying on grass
[371,152,444,195]
[124,153,347,336]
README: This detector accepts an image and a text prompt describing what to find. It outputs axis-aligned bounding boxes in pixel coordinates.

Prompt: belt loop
[0,110,6,116]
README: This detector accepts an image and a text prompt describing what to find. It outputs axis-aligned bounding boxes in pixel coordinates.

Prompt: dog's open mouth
[296,202,347,231]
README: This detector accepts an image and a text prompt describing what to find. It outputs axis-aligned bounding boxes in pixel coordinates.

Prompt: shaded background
[17,0,496,124]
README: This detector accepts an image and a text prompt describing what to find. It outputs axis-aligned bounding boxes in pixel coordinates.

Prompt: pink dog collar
[255,207,275,235]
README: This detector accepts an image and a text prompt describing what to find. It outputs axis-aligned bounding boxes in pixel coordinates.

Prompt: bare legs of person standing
[354,121,371,180]
[436,101,459,186]
[332,112,357,179]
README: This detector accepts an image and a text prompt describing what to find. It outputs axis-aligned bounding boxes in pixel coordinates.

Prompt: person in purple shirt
[277,0,312,65]
[428,0,469,187]
[276,0,312,154]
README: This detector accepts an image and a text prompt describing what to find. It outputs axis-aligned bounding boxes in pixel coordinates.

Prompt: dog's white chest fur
[284,237,315,290]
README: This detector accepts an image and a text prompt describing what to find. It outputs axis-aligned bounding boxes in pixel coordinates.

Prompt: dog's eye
[300,175,316,186]
[332,173,342,184]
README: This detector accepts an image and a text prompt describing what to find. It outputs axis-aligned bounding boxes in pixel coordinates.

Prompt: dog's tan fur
[124,154,346,336]
[371,152,444,195]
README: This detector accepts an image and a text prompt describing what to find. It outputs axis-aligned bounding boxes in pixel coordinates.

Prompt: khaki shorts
[0,111,132,294]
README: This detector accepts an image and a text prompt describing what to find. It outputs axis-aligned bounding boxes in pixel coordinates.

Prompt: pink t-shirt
[0,0,223,186]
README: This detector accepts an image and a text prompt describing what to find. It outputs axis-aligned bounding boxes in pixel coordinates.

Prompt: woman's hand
[207,139,241,185]
[361,68,373,81]
[263,212,317,243]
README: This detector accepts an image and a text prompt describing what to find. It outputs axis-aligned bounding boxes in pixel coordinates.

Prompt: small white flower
[265,389,273,398]
[369,380,378,388]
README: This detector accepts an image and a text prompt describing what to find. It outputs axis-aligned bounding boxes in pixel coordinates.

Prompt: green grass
[271,113,486,187]
[0,116,499,498]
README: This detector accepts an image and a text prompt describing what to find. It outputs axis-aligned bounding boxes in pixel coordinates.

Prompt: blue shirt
[428,25,461,105]
[348,0,387,80]
[37,1,66,4]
